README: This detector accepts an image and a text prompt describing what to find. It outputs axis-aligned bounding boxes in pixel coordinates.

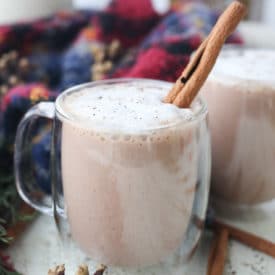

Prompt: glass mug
[201,46,275,217]
[14,78,211,269]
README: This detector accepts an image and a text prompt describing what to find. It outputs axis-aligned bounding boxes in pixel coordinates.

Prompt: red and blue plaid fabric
[0,0,242,191]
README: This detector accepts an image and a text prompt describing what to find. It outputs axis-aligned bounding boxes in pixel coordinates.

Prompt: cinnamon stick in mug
[165,1,247,108]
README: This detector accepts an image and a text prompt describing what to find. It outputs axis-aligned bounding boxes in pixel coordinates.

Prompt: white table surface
[7,203,275,275]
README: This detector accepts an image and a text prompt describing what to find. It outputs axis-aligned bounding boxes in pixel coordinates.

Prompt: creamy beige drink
[202,48,275,204]
[58,80,203,266]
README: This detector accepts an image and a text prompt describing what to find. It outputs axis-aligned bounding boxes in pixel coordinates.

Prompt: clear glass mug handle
[14,102,62,216]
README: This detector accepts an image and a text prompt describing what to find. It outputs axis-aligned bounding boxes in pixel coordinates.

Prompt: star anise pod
[76,264,89,275]
[93,264,107,275]
[48,264,65,275]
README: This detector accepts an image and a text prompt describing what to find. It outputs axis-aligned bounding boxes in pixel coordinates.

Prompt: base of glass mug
[55,215,201,274]
[210,196,275,221]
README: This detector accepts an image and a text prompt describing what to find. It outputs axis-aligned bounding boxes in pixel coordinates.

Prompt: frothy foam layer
[210,48,275,87]
[60,81,194,133]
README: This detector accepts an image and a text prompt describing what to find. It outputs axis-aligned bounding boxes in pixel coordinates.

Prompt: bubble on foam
[61,81,194,133]
[210,48,275,87]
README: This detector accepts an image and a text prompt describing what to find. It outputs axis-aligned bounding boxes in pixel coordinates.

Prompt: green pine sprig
[0,173,21,275]
[0,265,21,275]
[0,257,21,275]
[0,219,12,244]
[0,172,19,227]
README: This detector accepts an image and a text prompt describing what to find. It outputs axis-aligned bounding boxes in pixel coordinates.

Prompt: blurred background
[0,0,274,27]
[0,0,274,49]
[72,0,275,48]
[75,0,275,27]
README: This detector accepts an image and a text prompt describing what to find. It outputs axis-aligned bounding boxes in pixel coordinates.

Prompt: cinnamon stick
[164,38,209,104]
[165,1,246,108]
[207,232,219,275]
[208,228,229,275]
[213,219,275,258]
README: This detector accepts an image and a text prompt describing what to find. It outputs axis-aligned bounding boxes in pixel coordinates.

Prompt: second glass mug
[14,78,211,268]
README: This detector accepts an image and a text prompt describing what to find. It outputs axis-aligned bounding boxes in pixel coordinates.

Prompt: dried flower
[91,39,122,81]
[0,50,32,99]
